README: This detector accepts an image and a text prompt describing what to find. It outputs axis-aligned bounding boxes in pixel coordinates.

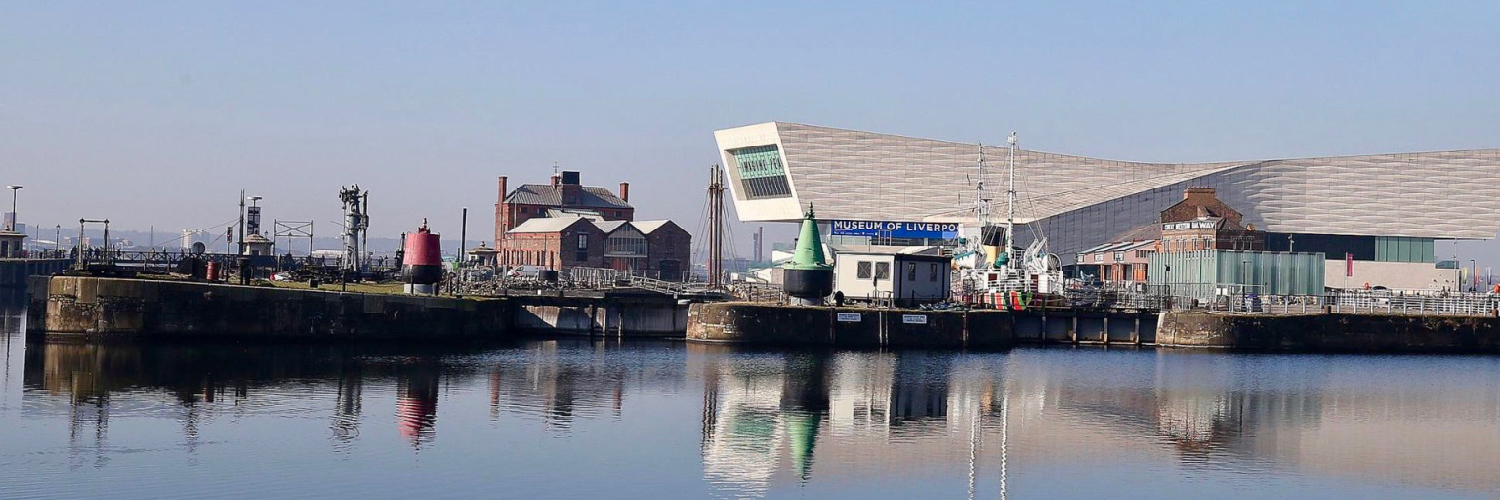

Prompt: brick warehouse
[495,170,691,280]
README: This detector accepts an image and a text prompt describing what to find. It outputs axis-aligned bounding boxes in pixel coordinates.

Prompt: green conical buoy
[785,204,831,271]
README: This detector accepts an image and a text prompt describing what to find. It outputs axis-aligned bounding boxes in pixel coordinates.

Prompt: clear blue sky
[2,1,1497,264]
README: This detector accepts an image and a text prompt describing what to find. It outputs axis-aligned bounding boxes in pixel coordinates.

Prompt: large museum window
[728,145,793,199]
[1375,236,1434,263]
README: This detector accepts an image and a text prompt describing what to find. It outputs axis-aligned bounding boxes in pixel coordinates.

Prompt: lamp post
[54,224,61,255]
[1453,254,1460,293]
[5,185,20,231]
[1470,259,1477,293]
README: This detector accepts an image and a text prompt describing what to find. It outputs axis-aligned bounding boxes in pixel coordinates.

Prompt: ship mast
[975,143,993,269]
[1005,132,1017,271]
[976,143,990,227]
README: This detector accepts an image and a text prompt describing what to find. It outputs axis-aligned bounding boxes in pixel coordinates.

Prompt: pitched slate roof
[507,217,595,234]
[593,220,636,235]
[632,220,683,235]
[505,184,630,209]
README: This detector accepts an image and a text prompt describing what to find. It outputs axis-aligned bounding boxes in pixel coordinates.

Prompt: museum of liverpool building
[713,122,1500,290]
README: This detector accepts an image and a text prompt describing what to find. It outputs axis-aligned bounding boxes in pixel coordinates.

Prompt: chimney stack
[497,176,508,203]
[619,182,630,203]
[1184,187,1216,200]
[551,173,561,188]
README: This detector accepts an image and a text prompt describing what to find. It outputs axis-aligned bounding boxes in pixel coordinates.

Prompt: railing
[1324,291,1500,316]
[1069,287,1500,317]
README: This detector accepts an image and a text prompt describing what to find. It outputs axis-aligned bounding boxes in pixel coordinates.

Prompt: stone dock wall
[1,259,70,289]
[27,275,689,341]
[31,275,509,340]
[1158,311,1500,353]
[686,302,1156,349]
[509,294,687,337]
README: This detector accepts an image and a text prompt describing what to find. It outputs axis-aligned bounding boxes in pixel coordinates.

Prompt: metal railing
[1323,291,1500,316]
[1069,287,1500,317]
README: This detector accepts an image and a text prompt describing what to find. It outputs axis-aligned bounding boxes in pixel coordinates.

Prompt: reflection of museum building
[692,346,1500,495]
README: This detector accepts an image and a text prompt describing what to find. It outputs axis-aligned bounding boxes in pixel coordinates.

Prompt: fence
[1068,286,1500,317]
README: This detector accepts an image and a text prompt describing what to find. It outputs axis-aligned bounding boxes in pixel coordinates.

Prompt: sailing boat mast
[974,143,993,269]
[1005,132,1017,271]
[976,143,990,228]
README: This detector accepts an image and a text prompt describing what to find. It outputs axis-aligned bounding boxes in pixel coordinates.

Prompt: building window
[728,145,793,199]
[1113,251,1124,262]
[875,262,890,280]
[577,234,588,250]
[857,261,872,279]
[906,262,917,281]
[605,233,647,256]
[519,207,527,214]
[1376,236,1436,263]
[930,263,940,282]
[1094,253,1103,262]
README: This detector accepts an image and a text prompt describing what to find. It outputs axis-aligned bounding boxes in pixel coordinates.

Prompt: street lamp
[54,224,61,254]
[5,185,20,231]
[1454,254,1460,293]
[1470,259,1477,293]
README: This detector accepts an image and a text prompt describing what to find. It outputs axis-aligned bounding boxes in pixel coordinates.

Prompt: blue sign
[829,220,960,239]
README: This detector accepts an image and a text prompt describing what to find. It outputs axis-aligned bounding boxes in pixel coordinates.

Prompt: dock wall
[686,303,1158,349]
[0,259,70,289]
[32,275,509,340]
[1158,311,1500,353]
[508,295,687,337]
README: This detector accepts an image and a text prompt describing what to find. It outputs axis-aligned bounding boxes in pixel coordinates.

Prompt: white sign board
[902,314,928,325]
[836,312,862,322]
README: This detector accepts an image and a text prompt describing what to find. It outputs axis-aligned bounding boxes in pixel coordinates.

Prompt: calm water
[3,303,1499,499]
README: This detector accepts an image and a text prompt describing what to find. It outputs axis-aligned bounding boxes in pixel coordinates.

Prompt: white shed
[832,247,951,306]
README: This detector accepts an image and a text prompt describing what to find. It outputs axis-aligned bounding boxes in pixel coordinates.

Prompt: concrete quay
[1158,311,1500,353]
[689,302,1500,354]
[30,275,510,340]
[1,259,70,288]
[26,275,692,341]
[686,302,1155,349]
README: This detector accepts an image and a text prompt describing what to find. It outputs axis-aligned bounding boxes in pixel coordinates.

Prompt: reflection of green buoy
[785,411,821,481]
[783,205,833,305]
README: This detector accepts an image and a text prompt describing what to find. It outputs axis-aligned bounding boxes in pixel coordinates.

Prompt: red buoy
[401,219,442,286]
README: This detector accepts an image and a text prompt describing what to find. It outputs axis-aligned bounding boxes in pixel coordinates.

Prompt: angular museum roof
[714,122,1500,241]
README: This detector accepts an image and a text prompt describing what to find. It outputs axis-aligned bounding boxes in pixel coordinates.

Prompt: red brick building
[493,169,691,280]
[494,170,632,248]
[1076,188,1265,283]
[502,217,605,270]
[636,220,690,281]
[1157,188,1264,253]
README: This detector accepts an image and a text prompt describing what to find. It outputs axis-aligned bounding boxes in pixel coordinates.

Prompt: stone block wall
[33,276,509,340]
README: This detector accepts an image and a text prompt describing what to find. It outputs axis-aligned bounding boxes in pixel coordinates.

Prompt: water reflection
[692,346,1500,497]
[4,327,1499,499]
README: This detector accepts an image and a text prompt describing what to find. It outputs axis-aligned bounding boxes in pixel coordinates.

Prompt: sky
[2,1,1498,265]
